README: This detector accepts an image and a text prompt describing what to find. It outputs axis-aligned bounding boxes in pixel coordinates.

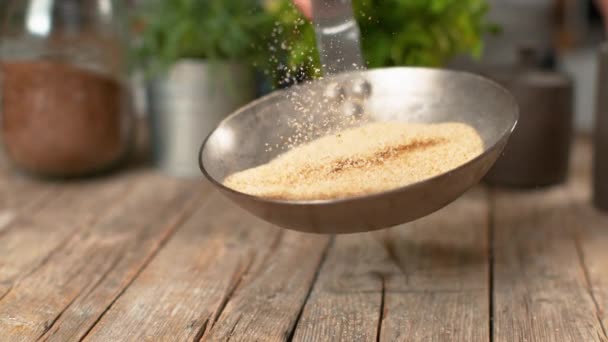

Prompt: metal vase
[147,60,255,177]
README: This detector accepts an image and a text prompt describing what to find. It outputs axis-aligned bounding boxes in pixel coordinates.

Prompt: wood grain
[0,172,140,303]
[0,172,140,273]
[0,173,201,341]
[291,189,490,342]
[290,233,386,342]
[202,231,331,342]
[378,188,490,342]
[566,140,608,335]
[0,172,58,234]
[492,140,608,341]
[84,192,329,341]
[574,203,608,336]
[1,137,608,341]
[40,178,202,342]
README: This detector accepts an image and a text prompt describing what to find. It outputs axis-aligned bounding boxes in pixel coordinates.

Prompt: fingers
[293,0,312,19]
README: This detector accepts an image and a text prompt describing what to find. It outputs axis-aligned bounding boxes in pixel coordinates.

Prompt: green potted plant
[266,0,494,82]
[133,0,274,177]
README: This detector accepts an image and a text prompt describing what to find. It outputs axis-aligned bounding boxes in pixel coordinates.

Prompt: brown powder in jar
[1,60,129,176]
[223,122,484,200]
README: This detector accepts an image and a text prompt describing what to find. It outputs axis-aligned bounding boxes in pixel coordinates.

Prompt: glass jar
[0,0,133,177]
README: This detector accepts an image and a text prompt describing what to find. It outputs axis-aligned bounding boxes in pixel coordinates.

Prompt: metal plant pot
[147,60,255,177]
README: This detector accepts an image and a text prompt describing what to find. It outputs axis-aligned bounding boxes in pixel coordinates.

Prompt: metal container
[594,43,608,211]
[481,55,574,187]
[147,60,255,178]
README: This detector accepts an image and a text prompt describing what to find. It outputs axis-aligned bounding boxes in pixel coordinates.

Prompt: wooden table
[0,138,607,342]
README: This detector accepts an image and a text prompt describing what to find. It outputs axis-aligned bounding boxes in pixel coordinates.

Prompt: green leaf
[273,0,496,76]
[132,0,497,84]
[133,0,276,78]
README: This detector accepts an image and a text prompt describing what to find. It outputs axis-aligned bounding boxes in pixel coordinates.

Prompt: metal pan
[199,67,518,234]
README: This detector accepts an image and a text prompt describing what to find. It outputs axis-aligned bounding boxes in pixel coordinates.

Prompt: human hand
[293,0,311,19]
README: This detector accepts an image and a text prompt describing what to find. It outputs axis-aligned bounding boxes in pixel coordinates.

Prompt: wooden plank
[0,171,140,303]
[575,200,608,335]
[378,188,490,342]
[0,172,59,234]
[0,148,55,209]
[0,174,201,341]
[202,232,331,342]
[492,139,608,341]
[291,189,490,341]
[0,174,56,212]
[0,167,58,298]
[290,233,386,342]
[566,140,608,334]
[0,120,149,232]
[83,192,329,341]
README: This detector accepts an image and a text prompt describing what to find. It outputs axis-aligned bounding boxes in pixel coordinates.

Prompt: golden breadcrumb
[224,122,484,201]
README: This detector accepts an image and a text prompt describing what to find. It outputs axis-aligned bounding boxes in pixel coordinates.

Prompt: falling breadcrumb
[223,122,484,201]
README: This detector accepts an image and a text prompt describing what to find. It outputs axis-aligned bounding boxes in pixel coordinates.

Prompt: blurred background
[0,0,606,184]
[472,0,604,132]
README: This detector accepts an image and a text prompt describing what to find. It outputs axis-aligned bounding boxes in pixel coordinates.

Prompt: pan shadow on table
[319,188,490,294]
[318,178,608,295]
